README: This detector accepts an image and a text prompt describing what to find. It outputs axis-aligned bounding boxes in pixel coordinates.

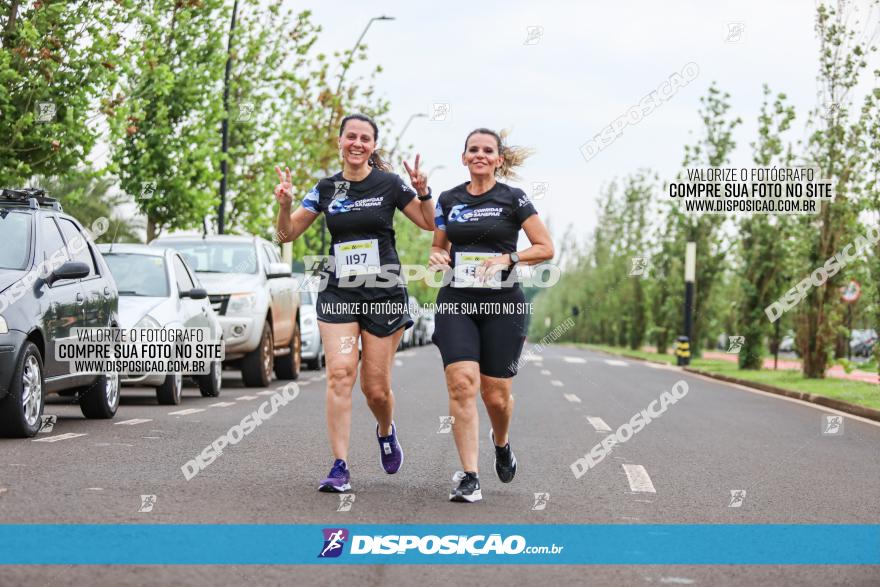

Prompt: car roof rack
[0,187,63,212]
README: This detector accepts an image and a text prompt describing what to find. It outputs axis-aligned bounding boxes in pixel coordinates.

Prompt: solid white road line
[586,416,612,432]
[114,419,153,426]
[168,408,205,416]
[564,356,587,364]
[563,393,582,403]
[551,380,563,387]
[32,433,86,443]
[622,464,656,493]
[604,359,628,367]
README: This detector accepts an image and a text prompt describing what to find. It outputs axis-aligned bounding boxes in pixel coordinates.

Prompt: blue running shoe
[318,459,351,492]
[377,422,404,474]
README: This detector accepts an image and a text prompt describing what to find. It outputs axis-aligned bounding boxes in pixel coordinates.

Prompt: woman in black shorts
[275,113,435,492]
[429,128,554,502]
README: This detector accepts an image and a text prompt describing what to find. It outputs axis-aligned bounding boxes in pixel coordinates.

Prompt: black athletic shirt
[434,181,537,290]
[301,168,416,294]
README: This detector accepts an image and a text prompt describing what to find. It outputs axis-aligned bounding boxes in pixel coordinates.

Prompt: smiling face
[338,119,376,168]
[462,132,504,178]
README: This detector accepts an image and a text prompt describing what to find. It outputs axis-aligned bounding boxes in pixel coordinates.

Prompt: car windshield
[104,253,169,297]
[0,211,31,270]
[159,241,257,274]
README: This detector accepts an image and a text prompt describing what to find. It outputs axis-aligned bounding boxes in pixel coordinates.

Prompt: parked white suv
[151,235,301,387]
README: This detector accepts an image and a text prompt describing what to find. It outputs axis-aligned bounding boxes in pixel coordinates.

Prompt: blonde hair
[463,128,533,180]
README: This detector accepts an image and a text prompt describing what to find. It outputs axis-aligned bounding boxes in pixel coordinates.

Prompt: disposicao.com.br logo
[318,528,563,558]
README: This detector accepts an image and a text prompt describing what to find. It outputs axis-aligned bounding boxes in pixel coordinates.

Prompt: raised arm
[274,165,319,243]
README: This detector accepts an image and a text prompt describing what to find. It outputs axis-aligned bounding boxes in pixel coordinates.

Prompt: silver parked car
[296,282,324,370]
[151,235,301,387]
[99,244,223,404]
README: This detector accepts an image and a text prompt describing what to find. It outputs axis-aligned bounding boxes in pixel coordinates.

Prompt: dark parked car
[0,188,120,437]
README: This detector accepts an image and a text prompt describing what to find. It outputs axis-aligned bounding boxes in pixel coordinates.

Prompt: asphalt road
[1,344,878,585]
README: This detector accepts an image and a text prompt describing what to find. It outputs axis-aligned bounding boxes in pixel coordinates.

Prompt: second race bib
[334,239,380,278]
[452,252,503,288]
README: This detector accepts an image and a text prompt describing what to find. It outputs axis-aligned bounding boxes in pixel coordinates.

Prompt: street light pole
[218,0,239,235]
[389,112,427,159]
[677,242,696,366]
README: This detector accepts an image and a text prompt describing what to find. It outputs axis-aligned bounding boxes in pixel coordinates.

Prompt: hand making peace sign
[274,165,293,208]
[402,154,429,196]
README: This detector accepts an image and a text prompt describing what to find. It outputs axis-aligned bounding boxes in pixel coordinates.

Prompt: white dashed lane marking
[235,395,258,401]
[210,402,236,407]
[32,433,87,443]
[257,390,276,396]
[622,464,656,493]
[168,408,205,416]
[550,380,563,387]
[563,393,581,403]
[604,359,628,367]
[586,416,612,432]
[114,419,153,426]
[563,356,587,364]
[540,369,551,376]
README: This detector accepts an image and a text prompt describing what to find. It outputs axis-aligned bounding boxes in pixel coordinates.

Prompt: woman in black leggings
[429,128,554,502]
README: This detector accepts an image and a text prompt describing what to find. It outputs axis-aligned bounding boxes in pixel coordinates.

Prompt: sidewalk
[701,351,878,384]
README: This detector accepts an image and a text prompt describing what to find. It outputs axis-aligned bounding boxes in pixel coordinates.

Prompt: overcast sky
[300,0,879,246]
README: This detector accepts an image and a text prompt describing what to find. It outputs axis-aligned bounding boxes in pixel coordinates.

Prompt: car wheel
[0,343,44,437]
[197,359,222,397]
[79,372,120,419]
[156,372,183,405]
[274,318,301,381]
[242,323,273,387]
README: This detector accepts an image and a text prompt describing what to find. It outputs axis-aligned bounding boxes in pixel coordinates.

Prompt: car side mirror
[266,262,292,279]
[48,261,89,285]
[181,288,208,300]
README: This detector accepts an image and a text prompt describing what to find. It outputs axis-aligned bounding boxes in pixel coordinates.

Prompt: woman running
[275,113,435,492]
[429,128,554,502]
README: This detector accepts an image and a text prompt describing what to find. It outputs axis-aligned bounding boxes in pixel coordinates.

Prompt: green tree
[41,172,141,243]
[736,86,796,369]
[107,0,229,242]
[0,0,129,184]
[796,1,876,377]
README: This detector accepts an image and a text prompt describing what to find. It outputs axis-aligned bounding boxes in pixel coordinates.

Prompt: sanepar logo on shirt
[449,204,504,223]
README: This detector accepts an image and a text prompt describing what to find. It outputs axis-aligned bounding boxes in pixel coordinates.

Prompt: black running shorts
[316,283,414,337]
[432,286,528,378]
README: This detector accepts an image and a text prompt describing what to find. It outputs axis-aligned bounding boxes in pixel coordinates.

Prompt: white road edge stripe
[114,418,153,426]
[168,408,205,416]
[622,464,656,493]
[32,432,87,443]
[586,416,612,432]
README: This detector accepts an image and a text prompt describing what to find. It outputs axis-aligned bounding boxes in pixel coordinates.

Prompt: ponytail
[463,128,533,180]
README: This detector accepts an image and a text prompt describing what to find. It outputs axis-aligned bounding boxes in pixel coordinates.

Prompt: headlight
[0,316,7,334]
[135,315,161,329]
[227,293,258,315]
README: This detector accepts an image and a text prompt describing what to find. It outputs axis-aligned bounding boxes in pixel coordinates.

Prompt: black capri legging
[432,286,528,378]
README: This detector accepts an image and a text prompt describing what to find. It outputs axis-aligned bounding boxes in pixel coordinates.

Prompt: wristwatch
[417,187,433,201]
[509,251,520,266]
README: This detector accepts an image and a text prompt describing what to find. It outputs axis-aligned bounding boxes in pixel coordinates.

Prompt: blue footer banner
[0,524,877,564]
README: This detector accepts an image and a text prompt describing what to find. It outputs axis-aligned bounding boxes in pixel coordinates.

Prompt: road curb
[575,345,880,423]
